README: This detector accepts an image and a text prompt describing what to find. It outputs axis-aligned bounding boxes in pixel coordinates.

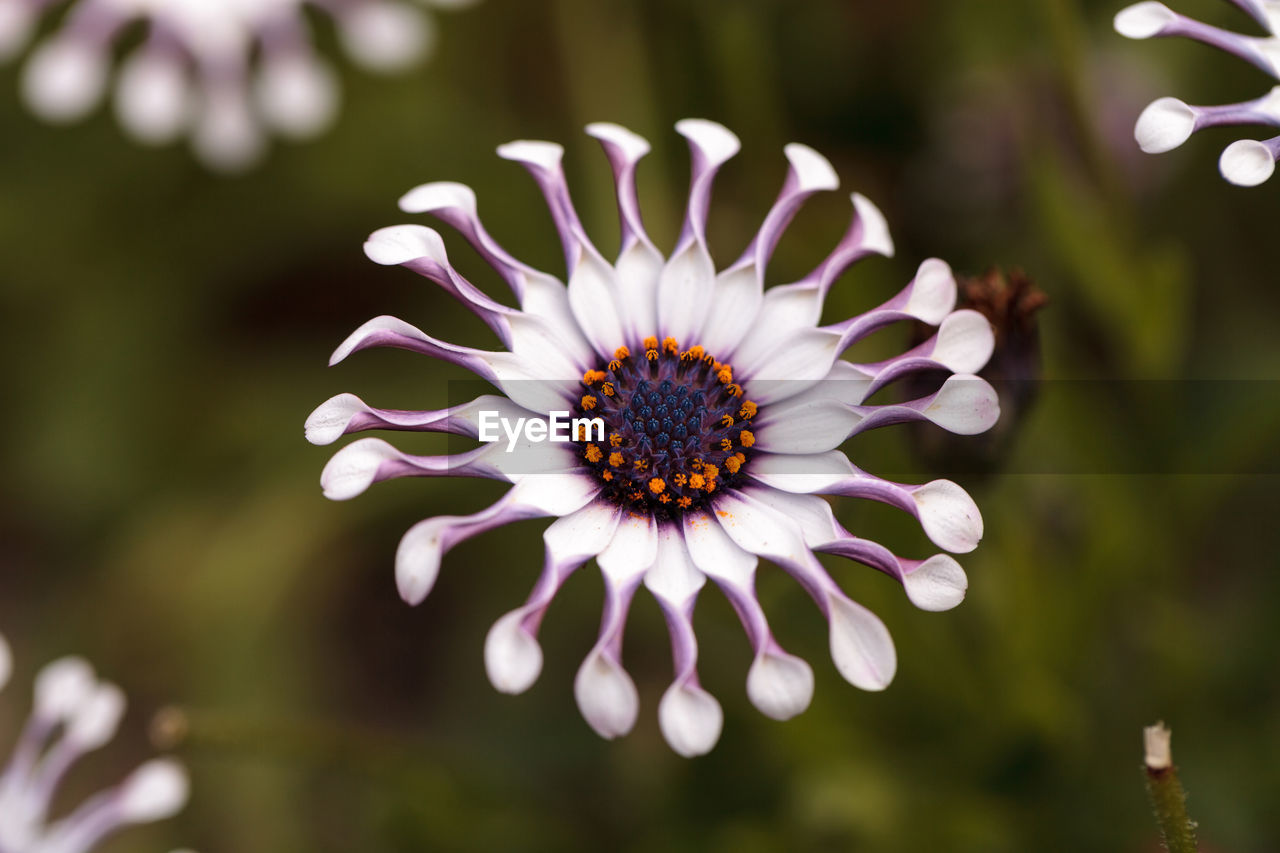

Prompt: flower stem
[1143,722,1199,853]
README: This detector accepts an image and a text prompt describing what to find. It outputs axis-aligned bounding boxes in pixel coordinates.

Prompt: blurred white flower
[0,0,480,171]
[0,632,189,853]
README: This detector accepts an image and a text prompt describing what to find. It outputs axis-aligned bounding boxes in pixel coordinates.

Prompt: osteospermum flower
[0,0,478,170]
[1116,0,1280,185]
[307,121,1000,756]
[0,632,189,852]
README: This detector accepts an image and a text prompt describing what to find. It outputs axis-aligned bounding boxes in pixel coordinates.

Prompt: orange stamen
[609,451,625,467]
[584,444,603,463]
[739,429,755,448]
[581,395,597,411]
[649,477,666,495]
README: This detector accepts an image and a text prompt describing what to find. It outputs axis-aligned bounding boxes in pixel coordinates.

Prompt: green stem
[1143,723,1199,853]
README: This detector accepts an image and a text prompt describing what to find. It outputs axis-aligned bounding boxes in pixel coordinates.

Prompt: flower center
[575,336,758,516]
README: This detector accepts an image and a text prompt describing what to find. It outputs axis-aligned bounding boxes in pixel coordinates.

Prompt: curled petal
[658,683,723,758]
[746,651,814,721]
[117,759,189,822]
[484,610,544,695]
[1220,136,1280,185]
[848,374,1001,438]
[825,592,897,691]
[574,648,639,739]
[1135,97,1198,153]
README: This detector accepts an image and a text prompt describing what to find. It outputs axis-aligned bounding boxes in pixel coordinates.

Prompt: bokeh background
[2,0,1279,850]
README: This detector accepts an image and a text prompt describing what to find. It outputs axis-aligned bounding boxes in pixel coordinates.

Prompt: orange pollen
[614,346,630,360]
[607,359,622,372]
[688,473,706,490]
[717,368,733,384]
[584,444,603,463]
[633,458,649,471]
[692,458,704,470]
[687,345,705,360]
[739,429,755,448]
[739,401,757,419]
[609,433,623,447]
[659,493,672,504]
[600,382,615,397]
[677,496,692,509]
[642,336,659,351]
[645,350,659,362]
[609,451,625,467]
[649,477,666,495]
[704,479,717,493]
[726,383,743,397]
[581,395,598,410]
[583,369,606,385]
[662,337,679,354]
[701,352,715,364]
[703,464,719,482]
[724,456,742,474]
[672,473,688,487]
[720,414,734,427]
[602,470,614,481]
[719,438,733,452]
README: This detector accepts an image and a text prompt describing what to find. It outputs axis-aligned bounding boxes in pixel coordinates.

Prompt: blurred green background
[2,0,1279,850]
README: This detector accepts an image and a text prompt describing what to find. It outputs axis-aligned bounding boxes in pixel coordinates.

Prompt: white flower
[1116,0,1280,185]
[0,0,480,171]
[0,633,189,853]
[308,121,999,756]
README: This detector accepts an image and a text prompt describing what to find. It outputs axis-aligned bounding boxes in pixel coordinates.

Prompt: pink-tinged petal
[684,514,813,721]
[585,123,655,254]
[658,120,740,344]
[319,438,500,500]
[724,193,893,366]
[394,477,599,606]
[574,513,657,739]
[847,375,1000,438]
[852,310,995,398]
[816,536,969,612]
[713,490,896,691]
[304,393,532,446]
[1115,2,1279,76]
[484,502,622,694]
[750,453,983,554]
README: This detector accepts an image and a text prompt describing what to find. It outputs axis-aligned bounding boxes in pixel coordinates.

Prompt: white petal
[574,651,639,739]
[543,500,623,564]
[851,193,894,258]
[1135,97,1196,153]
[743,487,841,549]
[257,53,338,138]
[658,683,723,757]
[674,118,741,166]
[399,180,478,217]
[682,512,757,588]
[645,527,706,603]
[695,264,764,358]
[912,480,983,553]
[567,251,627,357]
[363,224,448,266]
[597,513,658,584]
[903,259,957,324]
[115,52,190,144]
[1114,2,1176,38]
[484,610,542,694]
[783,143,839,191]
[902,555,968,611]
[497,140,565,172]
[747,450,854,494]
[34,656,95,721]
[319,438,399,500]
[341,0,431,71]
[826,593,896,691]
[656,241,716,347]
[930,310,995,374]
[584,121,650,161]
[67,682,125,749]
[611,240,662,345]
[746,651,814,720]
[193,87,263,173]
[118,760,189,822]
[1220,139,1276,186]
[22,39,108,121]
[922,374,1000,435]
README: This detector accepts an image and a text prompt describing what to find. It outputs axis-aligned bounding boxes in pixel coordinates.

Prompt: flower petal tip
[851,193,895,258]
[912,480,984,553]
[320,437,399,501]
[395,518,450,605]
[1135,97,1196,154]
[675,118,741,164]
[1220,139,1276,186]
[658,684,723,757]
[1114,2,1175,38]
[305,393,366,445]
[574,652,639,739]
[905,258,958,324]
[364,224,448,265]
[783,143,840,192]
[747,652,814,721]
[484,611,544,694]
[119,759,190,823]
[585,122,651,159]
[398,181,479,215]
[826,594,897,692]
[496,140,565,170]
[927,375,1001,436]
[902,555,968,611]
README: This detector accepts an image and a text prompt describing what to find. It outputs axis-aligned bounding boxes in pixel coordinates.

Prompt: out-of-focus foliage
[1,0,1278,850]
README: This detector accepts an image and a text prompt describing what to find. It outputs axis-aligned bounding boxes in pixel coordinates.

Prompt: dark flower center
[574,336,758,518]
